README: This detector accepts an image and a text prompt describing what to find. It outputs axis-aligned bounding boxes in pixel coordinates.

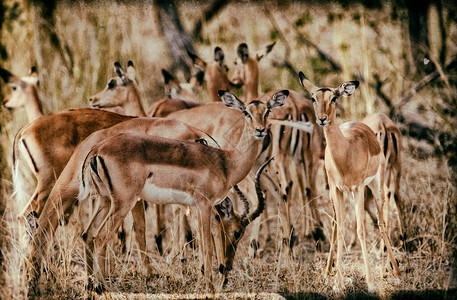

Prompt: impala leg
[333,187,345,287]
[167,205,184,262]
[82,195,111,293]
[354,189,374,292]
[29,174,80,291]
[154,204,166,256]
[197,203,214,291]
[130,199,152,274]
[392,165,406,247]
[325,185,338,277]
[368,174,400,278]
[303,147,326,250]
[92,196,137,290]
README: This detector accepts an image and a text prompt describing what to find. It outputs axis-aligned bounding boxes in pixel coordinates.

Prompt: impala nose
[256,128,265,134]
[318,116,327,125]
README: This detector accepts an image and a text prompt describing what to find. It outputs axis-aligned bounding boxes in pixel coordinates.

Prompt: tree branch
[191,0,230,40]
[390,55,457,118]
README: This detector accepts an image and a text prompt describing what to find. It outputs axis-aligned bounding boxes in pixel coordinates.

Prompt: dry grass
[1,1,456,299]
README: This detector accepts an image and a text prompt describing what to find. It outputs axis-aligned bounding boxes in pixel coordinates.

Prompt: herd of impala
[1,41,405,294]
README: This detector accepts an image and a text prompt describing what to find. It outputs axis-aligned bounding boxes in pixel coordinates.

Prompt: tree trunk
[155,0,197,79]
[0,0,6,289]
[30,0,73,74]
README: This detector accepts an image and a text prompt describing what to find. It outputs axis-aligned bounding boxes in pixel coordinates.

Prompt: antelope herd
[0,41,406,295]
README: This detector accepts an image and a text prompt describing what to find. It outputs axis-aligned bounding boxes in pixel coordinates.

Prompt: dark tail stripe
[391,132,398,159]
[98,156,113,192]
[384,131,389,156]
[22,140,39,173]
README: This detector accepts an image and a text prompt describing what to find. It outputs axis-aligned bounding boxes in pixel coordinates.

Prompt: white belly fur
[140,182,196,206]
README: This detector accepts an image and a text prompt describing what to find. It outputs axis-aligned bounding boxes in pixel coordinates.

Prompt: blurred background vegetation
[0,0,456,296]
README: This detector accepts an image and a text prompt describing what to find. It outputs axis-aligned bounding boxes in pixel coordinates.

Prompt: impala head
[214,157,272,281]
[161,68,203,101]
[0,66,39,109]
[298,72,359,127]
[231,42,276,87]
[188,47,237,101]
[89,61,137,109]
[218,90,288,139]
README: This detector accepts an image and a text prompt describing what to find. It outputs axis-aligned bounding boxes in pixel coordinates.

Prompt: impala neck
[226,118,262,188]
[124,83,146,117]
[26,86,44,122]
[323,118,350,165]
[244,60,259,101]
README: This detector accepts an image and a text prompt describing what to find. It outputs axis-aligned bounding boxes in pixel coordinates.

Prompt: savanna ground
[0,1,456,299]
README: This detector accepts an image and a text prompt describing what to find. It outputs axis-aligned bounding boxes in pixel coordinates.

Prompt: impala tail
[79,151,112,202]
[12,135,34,210]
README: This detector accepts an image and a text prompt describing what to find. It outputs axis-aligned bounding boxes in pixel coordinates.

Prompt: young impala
[298,72,399,292]
[77,90,288,291]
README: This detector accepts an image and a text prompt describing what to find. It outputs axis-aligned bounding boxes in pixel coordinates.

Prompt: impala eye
[330,96,337,103]
[12,86,17,91]
[311,98,316,103]
[107,79,116,89]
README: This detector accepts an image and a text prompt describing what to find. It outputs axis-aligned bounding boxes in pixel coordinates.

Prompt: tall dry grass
[0,1,456,298]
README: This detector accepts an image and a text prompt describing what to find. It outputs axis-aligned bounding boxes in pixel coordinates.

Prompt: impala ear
[193,65,205,86]
[215,197,234,220]
[237,43,249,64]
[187,50,207,70]
[256,41,276,61]
[162,69,181,98]
[0,67,18,83]
[126,60,136,82]
[161,69,176,85]
[218,90,245,112]
[214,47,225,68]
[114,62,129,84]
[298,71,317,93]
[268,90,289,109]
[338,81,359,97]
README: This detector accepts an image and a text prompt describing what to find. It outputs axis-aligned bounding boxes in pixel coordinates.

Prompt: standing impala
[231,41,327,253]
[28,117,215,290]
[11,104,133,220]
[77,90,288,291]
[298,72,399,292]
[362,113,404,244]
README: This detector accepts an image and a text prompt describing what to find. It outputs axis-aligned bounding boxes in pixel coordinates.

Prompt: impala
[159,68,204,103]
[87,58,238,256]
[362,113,404,244]
[231,41,276,101]
[231,41,326,253]
[188,46,240,102]
[11,78,133,218]
[77,90,288,291]
[298,72,399,291]
[0,67,42,122]
[28,117,218,289]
